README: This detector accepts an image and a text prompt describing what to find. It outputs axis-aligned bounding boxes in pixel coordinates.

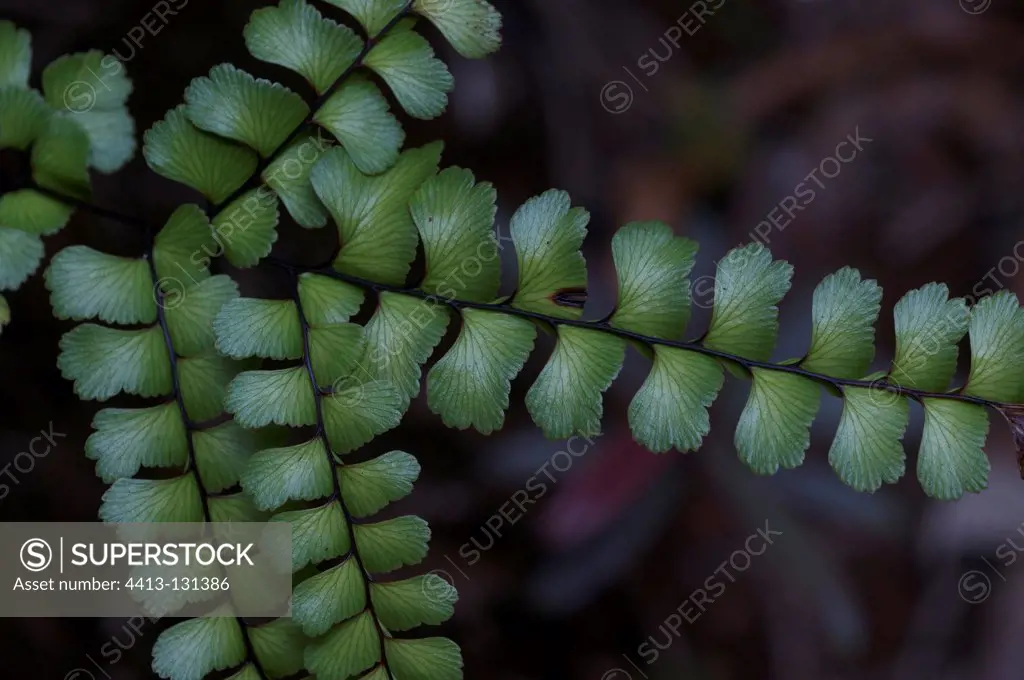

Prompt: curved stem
[144,243,272,680]
[205,1,415,220]
[290,273,397,680]
[283,261,1016,413]
[24,178,1014,412]
[13,181,150,230]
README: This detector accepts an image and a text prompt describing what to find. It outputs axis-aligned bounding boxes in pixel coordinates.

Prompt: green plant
[0,19,134,332]
[2,0,1024,679]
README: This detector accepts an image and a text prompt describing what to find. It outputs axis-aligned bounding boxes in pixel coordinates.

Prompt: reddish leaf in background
[537,432,675,550]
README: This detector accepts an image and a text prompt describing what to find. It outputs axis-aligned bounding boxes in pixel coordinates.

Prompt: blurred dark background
[3,0,1024,678]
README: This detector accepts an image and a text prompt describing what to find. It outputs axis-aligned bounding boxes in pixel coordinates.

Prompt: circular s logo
[600,81,634,114]
[20,538,52,572]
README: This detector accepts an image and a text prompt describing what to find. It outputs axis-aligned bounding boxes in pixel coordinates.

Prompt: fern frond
[286,163,1024,501]
[40,50,136,172]
[36,1,502,676]
[0,20,137,326]
[142,0,500,266]
[41,206,297,679]
[213,269,462,680]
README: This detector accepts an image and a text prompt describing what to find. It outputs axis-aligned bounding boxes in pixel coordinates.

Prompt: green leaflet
[185,63,309,158]
[165,276,239,356]
[386,637,463,680]
[46,247,155,324]
[63,107,137,175]
[704,243,793,361]
[193,421,254,494]
[735,369,821,475]
[890,283,969,392]
[58,325,171,401]
[32,115,91,200]
[244,0,363,95]
[965,291,1024,403]
[208,493,267,523]
[225,367,317,428]
[361,666,392,680]
[179,352,239,422]
[152,204,217,286]
[312,143,441,284]
[41,50,136,173]
[298,273,365,325]
[338,450,420,517]
[322,377,403,453]
[829,387,909,492]
[152,616,246,680]
[224,666,262,680]
[800,267,881,378]
[511,189,590,319]
[427,309,536,434]
[304,610,380,680]
[312,322,370,382]
[365,20,455,120]
[214,298,302,360]
[247,619,307,678]
[313,76,405,175]
[353,515,430,573]
[917,399,990,500]
[293,558,366,636]
[0,189,73,236]
[309,322,367,385]
[42,51,131,111]
[144,105,258,204]
[358,291,451,408]
[242,438,332,511]
[371,574,457,631]
[0,228,45,291]
[629,346,724,453]
[526,326,625,439]
[262,130,333,228]
[274,501,350,571]
[0,21,31,88]
[610,221,698,339]
[0,87,50,150]
[0,90,78,297]
[212,189,280,267]
[86,403,187,482]
[411,167,500,301]
[323,0,409,36]
[413,0,503,59]
[100,475,204,524]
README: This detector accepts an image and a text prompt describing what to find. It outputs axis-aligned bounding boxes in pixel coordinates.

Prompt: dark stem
[289,273,396,680]
[204,1,415,220]
[281,261,1015,413]
[22,175,1012,414]
[144,243,271,680]
[9,7,421,672]
[18,181,150,230]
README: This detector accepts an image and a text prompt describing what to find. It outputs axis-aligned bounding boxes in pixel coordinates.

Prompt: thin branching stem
[24,175,1017,416]
[143,247,273,680]
[205,1,415,220]
[290,274,398,680]
[16,181,151,230]
[282,261,1018,413]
